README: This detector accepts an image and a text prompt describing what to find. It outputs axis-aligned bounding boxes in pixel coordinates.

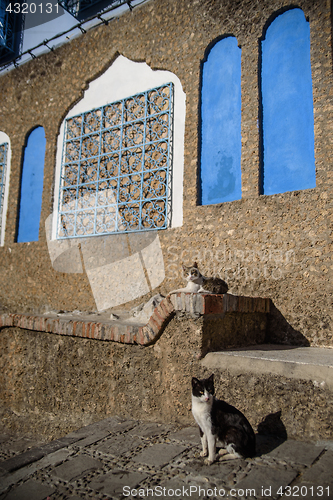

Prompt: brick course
[0,293,270,347]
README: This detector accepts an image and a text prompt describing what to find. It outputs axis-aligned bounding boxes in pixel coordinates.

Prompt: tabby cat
[170,262,228,294]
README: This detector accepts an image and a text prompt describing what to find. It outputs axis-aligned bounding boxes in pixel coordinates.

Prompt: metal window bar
[57,82,173,239]
[0,4,13,52]
[0,142,8,241]
[0,0,145,71]
[58,0,128,18]
[0,1,24,63]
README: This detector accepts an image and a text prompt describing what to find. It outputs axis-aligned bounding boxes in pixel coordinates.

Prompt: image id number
[6,3,59,14]
[278,485,330,497]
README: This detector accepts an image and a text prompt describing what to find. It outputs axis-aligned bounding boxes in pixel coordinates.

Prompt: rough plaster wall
[0,325,332,442]
[0,0,332,346]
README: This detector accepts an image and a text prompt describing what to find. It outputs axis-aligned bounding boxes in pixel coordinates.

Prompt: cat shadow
[255,411,288,456]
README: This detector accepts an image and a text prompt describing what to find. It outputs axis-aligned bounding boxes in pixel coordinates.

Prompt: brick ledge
[0,293,270,346]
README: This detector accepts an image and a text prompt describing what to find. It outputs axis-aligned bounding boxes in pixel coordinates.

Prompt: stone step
[202,344,333,390]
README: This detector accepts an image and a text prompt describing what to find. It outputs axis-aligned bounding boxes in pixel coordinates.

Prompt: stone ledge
[169,292,270,315]
[0,293,270,346]
[202,344,333,390]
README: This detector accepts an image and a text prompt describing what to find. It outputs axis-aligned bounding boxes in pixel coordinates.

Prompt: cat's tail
[224,426,256,459]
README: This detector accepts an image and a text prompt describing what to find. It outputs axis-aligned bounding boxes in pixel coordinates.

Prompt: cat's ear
[208,373,214,382]
[182,264,189,275]
[192,377,200,388]
[193,262,198,268]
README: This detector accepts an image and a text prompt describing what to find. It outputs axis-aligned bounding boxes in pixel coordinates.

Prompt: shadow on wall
[257,410,288,439]
[199,299,309,357]
[256,411,288,456]
[266,303,310,347]
[45,214,165,311]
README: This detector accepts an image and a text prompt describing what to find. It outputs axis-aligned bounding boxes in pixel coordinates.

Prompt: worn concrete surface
[0,416,332,499]
[202,345,333,390]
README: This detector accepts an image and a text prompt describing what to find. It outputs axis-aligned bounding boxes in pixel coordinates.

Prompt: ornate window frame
[0,132,11,245]
[57,82,174,239]
[51,56,185,241]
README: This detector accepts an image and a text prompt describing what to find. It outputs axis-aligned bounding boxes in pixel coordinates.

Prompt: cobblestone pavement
[0,416,332,500]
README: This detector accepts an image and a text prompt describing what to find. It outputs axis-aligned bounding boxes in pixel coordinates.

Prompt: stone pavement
[0,416,332,500]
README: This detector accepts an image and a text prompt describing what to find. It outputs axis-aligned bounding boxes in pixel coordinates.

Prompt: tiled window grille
[0,142,8,240]
[57,83,173,239]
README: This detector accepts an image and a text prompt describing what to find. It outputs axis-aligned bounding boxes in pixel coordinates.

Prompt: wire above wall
[0,0,149,74]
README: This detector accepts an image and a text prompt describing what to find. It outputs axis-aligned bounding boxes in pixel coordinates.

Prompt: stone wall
[1,324,332,442]
[0,0,332,346]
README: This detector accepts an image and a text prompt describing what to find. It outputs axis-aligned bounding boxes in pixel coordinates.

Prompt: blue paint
[261,8,316,195]
[200,37,242,205]
[17,127,46,242]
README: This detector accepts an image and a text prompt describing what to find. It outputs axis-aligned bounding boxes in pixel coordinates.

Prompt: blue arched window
[17,127,46,242]
[260,8,316,195]
[200,36,242,205]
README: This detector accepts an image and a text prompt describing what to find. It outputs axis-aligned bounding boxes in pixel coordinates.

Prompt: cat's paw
[200,450,208,457]
[204,457,216,465]
[219,453,240,461]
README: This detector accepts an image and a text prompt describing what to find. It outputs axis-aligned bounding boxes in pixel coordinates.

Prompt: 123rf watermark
[123,485,330,497]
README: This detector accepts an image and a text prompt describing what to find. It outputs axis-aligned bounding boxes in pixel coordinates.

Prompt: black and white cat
[191,374,255,464]
[170,262,228,295]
